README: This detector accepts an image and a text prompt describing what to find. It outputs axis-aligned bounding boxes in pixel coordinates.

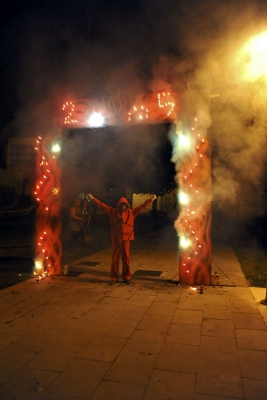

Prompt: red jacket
[92,197,152,241]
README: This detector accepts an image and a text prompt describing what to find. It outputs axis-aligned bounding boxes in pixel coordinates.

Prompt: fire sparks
[52,187,59,195]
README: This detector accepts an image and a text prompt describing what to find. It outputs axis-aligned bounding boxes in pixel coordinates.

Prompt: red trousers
[111,238,131,282]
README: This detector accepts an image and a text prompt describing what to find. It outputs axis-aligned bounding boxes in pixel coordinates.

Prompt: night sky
[1,0,267,215]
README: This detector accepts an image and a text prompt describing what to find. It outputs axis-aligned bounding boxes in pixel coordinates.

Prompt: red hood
[117,197,130,210]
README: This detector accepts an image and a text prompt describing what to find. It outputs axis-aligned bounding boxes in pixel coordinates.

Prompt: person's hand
[151,195,157,201]
[87,194,94,200]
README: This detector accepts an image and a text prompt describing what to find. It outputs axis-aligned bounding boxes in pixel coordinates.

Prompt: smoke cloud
[163,0,267,228]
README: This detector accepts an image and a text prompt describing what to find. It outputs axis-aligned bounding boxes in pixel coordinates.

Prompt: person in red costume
[87,193,157,284]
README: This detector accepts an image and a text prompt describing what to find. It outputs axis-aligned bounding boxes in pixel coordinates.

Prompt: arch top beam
[61,91,177,128]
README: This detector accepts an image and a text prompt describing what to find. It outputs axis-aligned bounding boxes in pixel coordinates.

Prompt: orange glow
[34,135,62,275]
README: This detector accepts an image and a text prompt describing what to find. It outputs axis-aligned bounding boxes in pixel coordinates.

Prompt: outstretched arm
[87,193,113,215]
[132,194,157,217]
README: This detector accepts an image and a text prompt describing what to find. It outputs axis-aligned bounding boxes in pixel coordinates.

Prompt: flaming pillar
[172,91,212,285]
[33,135,62,277]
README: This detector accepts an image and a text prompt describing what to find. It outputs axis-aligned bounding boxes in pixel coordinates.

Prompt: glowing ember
[34,260,43,275]
[179,133,191,148]
[179,192,189,205]
[51,143,61,153]
[180,236,191,249]
[52,187,59,195]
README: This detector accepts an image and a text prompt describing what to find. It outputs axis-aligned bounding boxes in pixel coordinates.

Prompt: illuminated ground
[0,225,267,399]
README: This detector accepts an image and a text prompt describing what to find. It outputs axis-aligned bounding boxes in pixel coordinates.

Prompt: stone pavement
[0,225,267,399]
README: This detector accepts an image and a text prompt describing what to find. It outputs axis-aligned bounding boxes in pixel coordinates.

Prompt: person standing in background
[69,198,83,252]
[80,198,92,248]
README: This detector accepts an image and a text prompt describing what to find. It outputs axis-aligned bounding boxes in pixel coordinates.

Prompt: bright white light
[52,143,61,153]
[88,112,105,128]
[179,134,190,148]
[179,192,189,205]
[180,236,191,249]
[34,260,43,274]
[243,31,267,79]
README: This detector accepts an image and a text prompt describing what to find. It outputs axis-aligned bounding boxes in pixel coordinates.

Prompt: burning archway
[33,89,212,285]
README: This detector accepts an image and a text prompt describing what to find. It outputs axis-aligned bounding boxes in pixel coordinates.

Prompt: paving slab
[242,378,267,400]
[0,367,58,400]
[195,358,244,399]
[166,323,202,345]
[104,350,157,385]
[47,358,111,398]
[142,369,195,400]
[91,380,146,400]
[0,347,36,384]
[202,318,235,338]
[77,334,127,362]
[155,342,199,373]
[238,349,267,380]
